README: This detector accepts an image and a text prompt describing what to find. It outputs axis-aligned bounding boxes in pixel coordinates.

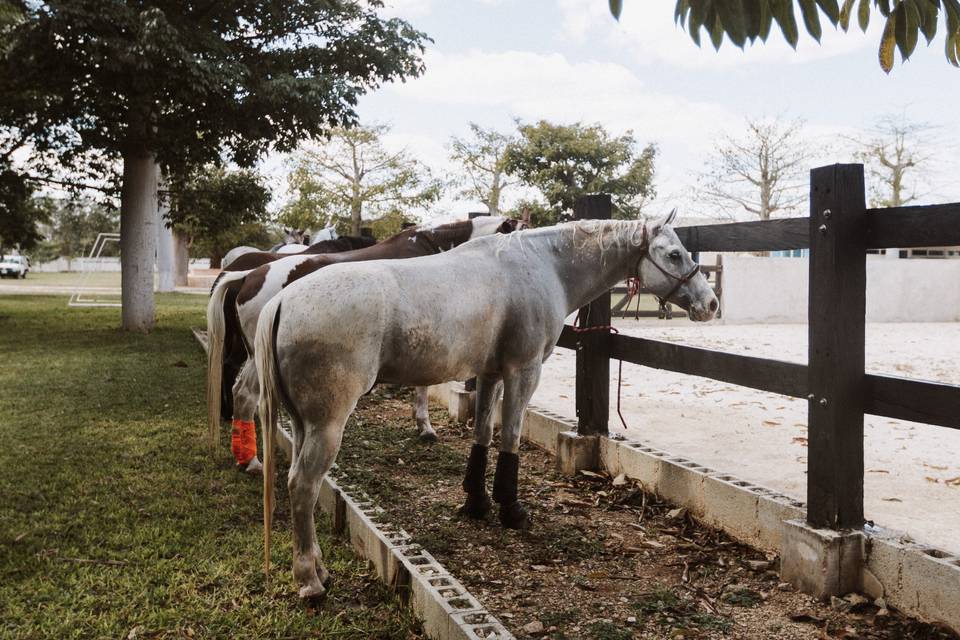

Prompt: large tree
[608,0,960,73]
[504,121,657,225]
[448,123,516,216]
[165,167,272,269]
[0,1,427,331]
[281,124,442,236]
[849,114,935,208]
[695,117,810,221]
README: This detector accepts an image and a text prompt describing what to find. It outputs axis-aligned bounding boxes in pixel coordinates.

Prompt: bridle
[630,225,701,313]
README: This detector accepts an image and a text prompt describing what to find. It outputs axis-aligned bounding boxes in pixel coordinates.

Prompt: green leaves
[609,0,624,20]
[0,2,430,186]
[879,12,897,70]
[504,121,657,224]
[662,0,960,70]
[799,0,823,41]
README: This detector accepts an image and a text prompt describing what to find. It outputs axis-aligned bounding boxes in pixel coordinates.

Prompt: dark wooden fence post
[807,164,867,529]
[574,195,612,437]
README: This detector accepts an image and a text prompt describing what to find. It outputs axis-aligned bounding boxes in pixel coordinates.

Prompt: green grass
[0,294,419,639]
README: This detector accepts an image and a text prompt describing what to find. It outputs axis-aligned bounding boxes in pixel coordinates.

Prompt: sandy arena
[533,319,960,557]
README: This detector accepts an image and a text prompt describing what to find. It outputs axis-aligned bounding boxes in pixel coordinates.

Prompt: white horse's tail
[255,293,284,579]
[206,269,250,454]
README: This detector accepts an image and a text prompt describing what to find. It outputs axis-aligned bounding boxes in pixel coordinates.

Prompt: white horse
[255,211,717,598]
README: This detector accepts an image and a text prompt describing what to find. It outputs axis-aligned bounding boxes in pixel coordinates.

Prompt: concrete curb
[319,472,514,640]
[429,381,960,634]
[194,329,513,639]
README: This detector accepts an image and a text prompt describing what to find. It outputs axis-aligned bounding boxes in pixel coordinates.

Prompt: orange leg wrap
[231,419,258,466]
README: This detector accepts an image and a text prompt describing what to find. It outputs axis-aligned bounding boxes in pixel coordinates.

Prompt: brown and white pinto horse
[206,216,521,472]
[212,234,376,422]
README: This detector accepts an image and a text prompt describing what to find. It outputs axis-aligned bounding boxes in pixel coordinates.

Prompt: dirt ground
[534,320,960,557]
[334,387,958,640]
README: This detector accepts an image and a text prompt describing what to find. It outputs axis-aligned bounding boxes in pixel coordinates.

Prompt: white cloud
[384,48,745,212]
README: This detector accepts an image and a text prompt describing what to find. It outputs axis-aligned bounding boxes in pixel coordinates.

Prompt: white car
[0,255,30,279]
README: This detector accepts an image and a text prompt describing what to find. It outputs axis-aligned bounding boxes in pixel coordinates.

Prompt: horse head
[641,209,718,322]
[308,226,339,244]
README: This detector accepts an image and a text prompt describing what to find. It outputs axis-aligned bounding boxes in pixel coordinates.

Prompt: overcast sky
[274,0,960,221]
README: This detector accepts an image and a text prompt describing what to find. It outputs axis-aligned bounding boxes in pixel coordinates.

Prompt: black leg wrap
[492,452,519,504]
[492,452,530,530]
[462,444,489,495]
[458,445,491,519]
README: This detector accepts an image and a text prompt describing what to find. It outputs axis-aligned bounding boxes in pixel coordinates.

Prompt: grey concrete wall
[720,255,960,323]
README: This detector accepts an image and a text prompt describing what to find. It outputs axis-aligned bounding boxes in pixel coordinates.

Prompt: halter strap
[631,223,701,313]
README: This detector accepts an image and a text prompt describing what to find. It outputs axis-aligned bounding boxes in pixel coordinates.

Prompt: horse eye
[669,250,682,260]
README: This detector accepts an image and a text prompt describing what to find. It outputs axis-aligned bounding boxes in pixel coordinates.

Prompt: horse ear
[649,208,678,236]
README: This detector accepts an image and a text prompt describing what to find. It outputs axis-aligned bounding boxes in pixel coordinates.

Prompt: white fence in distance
[34,256,211,273]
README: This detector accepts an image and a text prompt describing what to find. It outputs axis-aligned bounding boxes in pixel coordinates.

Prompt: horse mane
[492,219,648,256]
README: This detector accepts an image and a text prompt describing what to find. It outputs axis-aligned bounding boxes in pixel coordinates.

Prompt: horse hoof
[498,501,531,530]
[243,457,263,475]
[457,494,492,519]
[317,566,334,590]
[417,430,438,445]
[298,583,327,600]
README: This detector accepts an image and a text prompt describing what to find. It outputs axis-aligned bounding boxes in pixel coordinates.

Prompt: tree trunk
[351,197,362,237]
[156,172,175,292]
[173,230,190,286]
[120,150,159,332]
[210,250,223,270]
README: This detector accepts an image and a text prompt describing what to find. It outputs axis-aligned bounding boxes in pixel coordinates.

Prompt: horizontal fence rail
[675,218,808,252]
[563,164,960,532]
[674,203,960,254]
[558,326,960,431]
[865,203,960,249]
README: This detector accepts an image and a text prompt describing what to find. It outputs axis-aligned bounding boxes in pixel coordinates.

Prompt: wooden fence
[560,164,960,531]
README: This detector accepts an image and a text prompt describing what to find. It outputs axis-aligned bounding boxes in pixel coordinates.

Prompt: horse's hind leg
[288,400,354,599]
[458,375,502,519]
[493,363,541,530]
[412,386,437,443]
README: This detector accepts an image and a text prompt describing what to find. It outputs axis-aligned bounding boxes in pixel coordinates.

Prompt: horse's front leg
[412,386,437,443]
[458,375,503,519]
[493,363,541,530]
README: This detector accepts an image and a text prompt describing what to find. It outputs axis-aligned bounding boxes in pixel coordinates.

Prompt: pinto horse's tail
[255,293,283,580]
[206,270,250,455]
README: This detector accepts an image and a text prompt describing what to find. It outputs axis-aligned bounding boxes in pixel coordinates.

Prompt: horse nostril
[709,298,719,313]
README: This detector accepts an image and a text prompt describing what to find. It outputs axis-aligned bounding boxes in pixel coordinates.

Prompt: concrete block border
[194,329,513,640]
[319,472,514,640]
[428,381,960,634]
